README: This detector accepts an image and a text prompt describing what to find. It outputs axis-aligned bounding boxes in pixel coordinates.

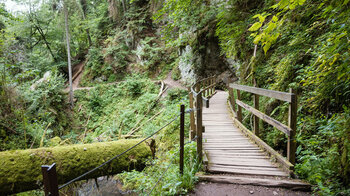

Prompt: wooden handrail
[229,83,294,103]
[236,100,292,136]
[228,83,297,167]
[189,75,217,162]
[191,76,216,97]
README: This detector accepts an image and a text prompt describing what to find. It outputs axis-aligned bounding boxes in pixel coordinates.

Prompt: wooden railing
[228,83,297,173]
[189,76,217,162]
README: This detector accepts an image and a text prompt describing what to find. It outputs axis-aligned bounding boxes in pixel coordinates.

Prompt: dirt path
[67,65,186,93]
[163,71,186,90]
[72,60,85,89]
[161,71,187,97]
[189,182,312,196]
[65,60,86,92]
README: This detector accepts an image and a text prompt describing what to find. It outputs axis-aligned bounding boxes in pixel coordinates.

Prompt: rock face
[177,22,233,83]
[178,45,197,84]
[30,71,51,90]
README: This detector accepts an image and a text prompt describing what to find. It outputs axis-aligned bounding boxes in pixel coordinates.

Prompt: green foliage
[74,76,160,142]
[167,88,188,103]
[118,142,200,195]
[154,0,217,47]
[134,37,163,71]
[296,108,350,194]
[216,0,265,60]
[0,70,72,150]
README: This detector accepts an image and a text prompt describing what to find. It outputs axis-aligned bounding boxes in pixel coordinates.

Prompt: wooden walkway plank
[202,90,289,178]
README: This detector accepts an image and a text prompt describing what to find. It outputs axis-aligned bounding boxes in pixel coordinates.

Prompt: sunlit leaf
[253,33,263,44]
[248,22,262,31]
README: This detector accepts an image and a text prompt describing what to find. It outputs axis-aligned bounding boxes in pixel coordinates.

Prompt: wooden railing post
[253,93,260,137]
[180,104,185,175]
[204,81,206,97]
[236,90,243,122]
[288,88,297,165]
[205,78,210,97]
[41,163,59,196]
[205,80,208,97]
[209,78,212,96]
[212,77,215,94]
[196,85,203,162]
[228,87,236,114]
[189,89,196,139]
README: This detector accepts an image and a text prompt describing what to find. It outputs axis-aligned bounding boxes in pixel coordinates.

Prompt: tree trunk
[33,23,57,62]
[0,139,153,195]
[64,2,74,107]
[79,0,92,46]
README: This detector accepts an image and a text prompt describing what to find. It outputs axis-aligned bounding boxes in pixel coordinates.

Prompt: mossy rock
[0,139,152,195]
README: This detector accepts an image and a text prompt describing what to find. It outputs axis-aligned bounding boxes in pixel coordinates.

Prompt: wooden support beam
[180,105,185,175]
[236,100,291,136]
[189,89,196,139]
[253,94,260,137]
[288,88,297,165]
[197,175,311,191]
[228,88,236,114]
[236,90,242,122]
[230,83,293,103]
[196,87,203,162]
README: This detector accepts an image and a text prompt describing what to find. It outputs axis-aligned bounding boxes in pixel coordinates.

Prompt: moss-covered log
[0,139,153,195]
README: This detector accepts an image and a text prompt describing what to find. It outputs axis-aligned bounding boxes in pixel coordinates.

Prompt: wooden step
[208,165,288,177]
[206,152,266,157]
[208,164,282,172]
[206,149,264,153]
[208,155,267,159]
[203,142,252,145]
[197,175,311,191]
[203,144,259,148]
[208,159,277,168]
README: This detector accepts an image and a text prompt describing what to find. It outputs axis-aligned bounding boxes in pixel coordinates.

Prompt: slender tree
[64,1,73,107]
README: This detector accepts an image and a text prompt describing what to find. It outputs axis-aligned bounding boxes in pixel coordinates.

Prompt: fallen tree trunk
[0,139,153,195]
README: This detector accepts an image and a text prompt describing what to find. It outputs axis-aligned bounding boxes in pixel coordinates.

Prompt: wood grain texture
[236,99,291,136]
[229,83,293,103]
[288,88,297,165]
[198,175,311,191]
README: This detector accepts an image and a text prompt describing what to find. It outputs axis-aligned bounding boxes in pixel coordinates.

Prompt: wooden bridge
[189,76,310,190]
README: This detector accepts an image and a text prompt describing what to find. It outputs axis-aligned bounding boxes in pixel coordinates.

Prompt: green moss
[0,139,152,195]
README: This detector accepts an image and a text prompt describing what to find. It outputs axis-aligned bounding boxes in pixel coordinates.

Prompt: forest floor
[188,182,312,196]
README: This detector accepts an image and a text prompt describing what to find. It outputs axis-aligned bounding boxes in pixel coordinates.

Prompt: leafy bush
[296,108,350,194]
[118,142,200,195]
[0,70,72,150]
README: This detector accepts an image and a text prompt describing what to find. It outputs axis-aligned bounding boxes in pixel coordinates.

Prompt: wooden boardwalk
[202,91,288,177]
